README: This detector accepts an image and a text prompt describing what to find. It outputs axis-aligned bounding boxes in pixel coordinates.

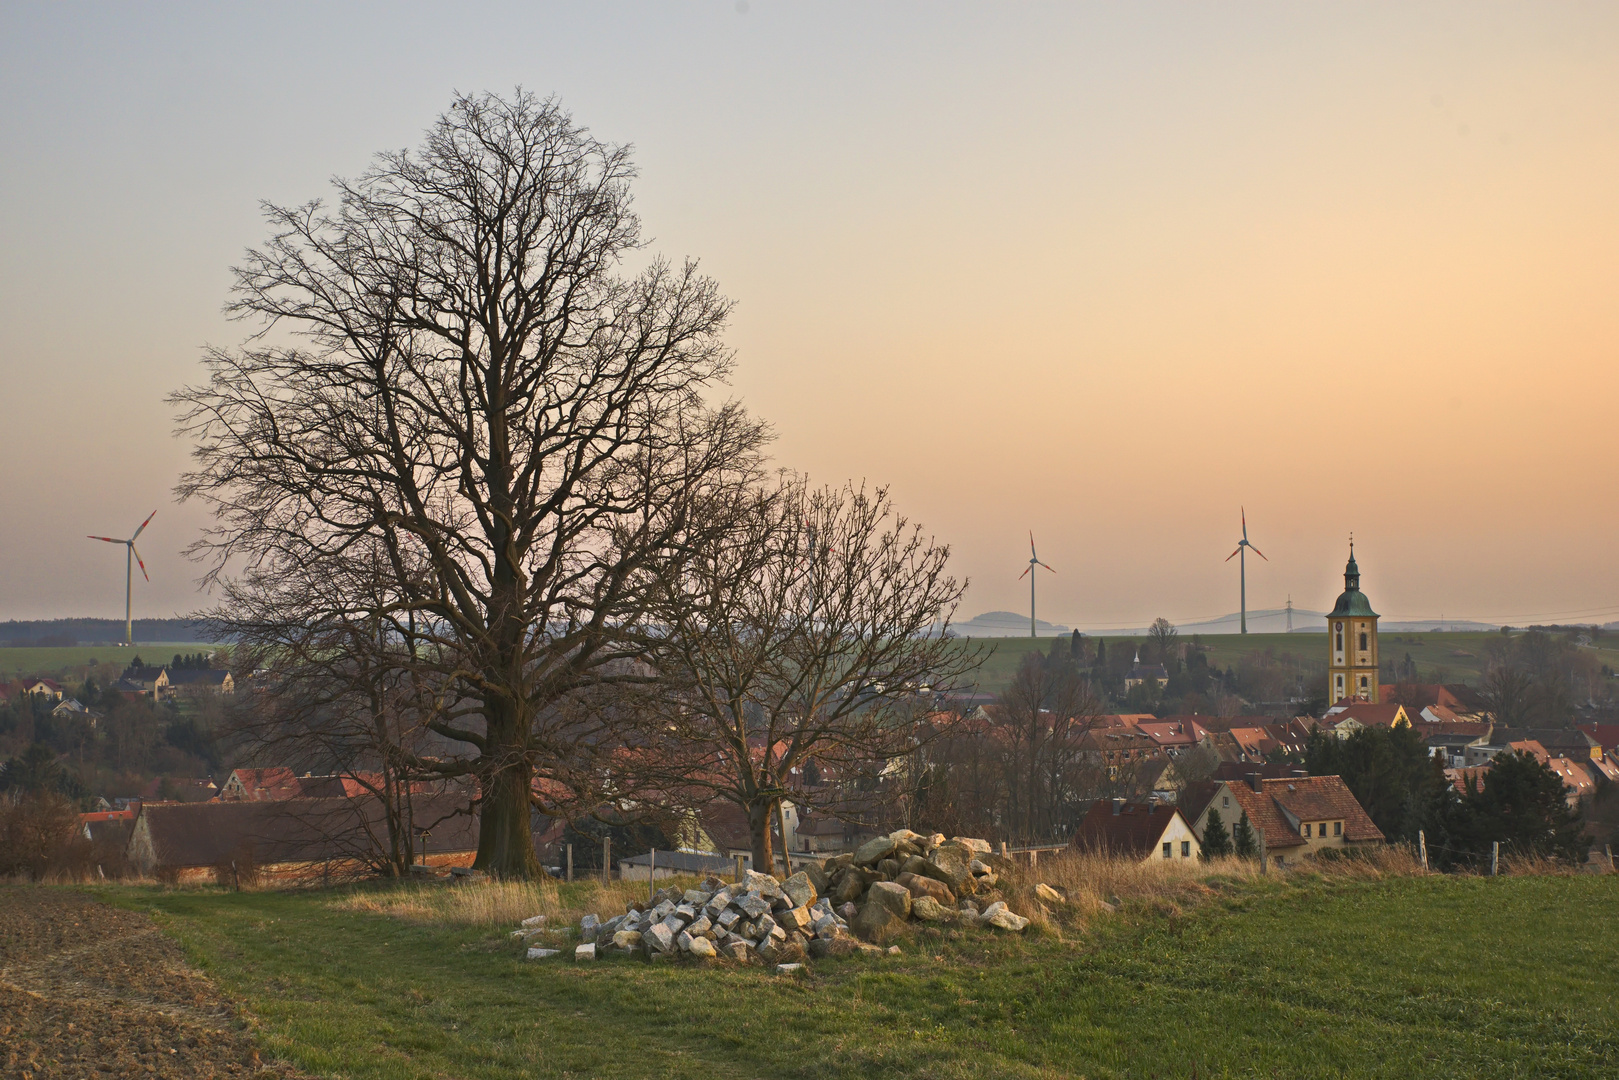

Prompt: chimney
[1292,769,1308,778]
[1247,772,1262,792]
[1112,797,1124,816]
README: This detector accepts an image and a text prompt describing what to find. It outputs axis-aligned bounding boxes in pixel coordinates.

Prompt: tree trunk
[747,797,775,876]
[474,701,543,878]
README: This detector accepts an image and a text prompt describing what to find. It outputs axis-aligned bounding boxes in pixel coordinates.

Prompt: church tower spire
[1327,539,1380,705]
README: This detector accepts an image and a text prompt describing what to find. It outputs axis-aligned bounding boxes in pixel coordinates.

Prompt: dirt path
[0,888,307,1079]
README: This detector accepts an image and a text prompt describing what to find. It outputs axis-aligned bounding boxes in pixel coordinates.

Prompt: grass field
[0,643,222,680]
[951,631,1619,699]
[99,868,1619,1079]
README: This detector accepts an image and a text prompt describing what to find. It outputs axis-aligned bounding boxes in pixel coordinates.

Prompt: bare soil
[0,887,305,1080]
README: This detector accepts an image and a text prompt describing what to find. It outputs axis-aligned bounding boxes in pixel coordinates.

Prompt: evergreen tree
[1232,809,1258,858]
[1201,807,1233,860]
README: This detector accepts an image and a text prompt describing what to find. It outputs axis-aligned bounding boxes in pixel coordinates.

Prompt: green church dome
[1328,544,1378,618]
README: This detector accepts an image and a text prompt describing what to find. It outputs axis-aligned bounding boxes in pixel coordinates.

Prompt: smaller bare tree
[644,478,977,872]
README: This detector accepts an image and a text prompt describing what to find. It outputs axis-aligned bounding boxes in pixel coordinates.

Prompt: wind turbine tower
[88,510,156,646]
[1019,532,1056,638]
[1224,508,1267,635]
[1286,594,1294,632]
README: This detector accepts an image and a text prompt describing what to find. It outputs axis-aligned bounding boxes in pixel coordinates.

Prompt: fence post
[1418,830,1427,872]
[1000,840,1008,858]
[1606,844,1613,871]
[1490,841,1499,877]
[1030,849,1038,871]
[735,854,745,883]
[649,849,656,902]
[566,843,573,883]
[603,836,610,884]
[1257,829,1267,874]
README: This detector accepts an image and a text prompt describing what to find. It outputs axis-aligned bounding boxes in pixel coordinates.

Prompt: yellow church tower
[1327,542,1379,704]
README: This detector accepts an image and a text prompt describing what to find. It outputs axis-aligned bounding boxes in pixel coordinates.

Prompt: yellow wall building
[1327,544,1379,705]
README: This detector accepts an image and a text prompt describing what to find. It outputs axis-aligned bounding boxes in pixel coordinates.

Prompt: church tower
[1327,542,1379,704]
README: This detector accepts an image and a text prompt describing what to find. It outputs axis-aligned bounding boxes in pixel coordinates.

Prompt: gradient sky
[3,2,1617,629]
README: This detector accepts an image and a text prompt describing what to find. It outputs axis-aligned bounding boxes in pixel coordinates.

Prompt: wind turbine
[88,510,156,646]
[1224,508,1267,635]
[1018,532,1055,638]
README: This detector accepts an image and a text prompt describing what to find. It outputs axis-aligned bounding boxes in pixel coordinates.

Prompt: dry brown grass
[331,873,712,929]
[997,846,1423,932]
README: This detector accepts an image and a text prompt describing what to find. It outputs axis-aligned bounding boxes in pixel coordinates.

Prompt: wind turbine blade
[1250,544,1268,561]
[132,545,149,581]
[1241,507,1248,541]
[1040,562,1055,573]
[1018,566,1032,580]
[87,536,124,544]
[1225,547,1242,562]
[1028,531,1037,559]
[131,509,157,540]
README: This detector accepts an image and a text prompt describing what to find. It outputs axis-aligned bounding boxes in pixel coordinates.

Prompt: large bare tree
[643,479,975,872]
[173,91,764,877]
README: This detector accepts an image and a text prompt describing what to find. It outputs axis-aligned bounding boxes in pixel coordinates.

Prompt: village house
[1320,702,1414,736]
[1072,798,1201,862]
[1182,773,1383,867]
[21,677,63,700]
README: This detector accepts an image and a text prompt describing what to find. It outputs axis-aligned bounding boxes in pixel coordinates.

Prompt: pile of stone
[822,829,1031,942]
[524,829,1031,966]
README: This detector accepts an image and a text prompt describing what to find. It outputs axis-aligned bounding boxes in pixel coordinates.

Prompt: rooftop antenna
[88,510,155,646]
[1224,507,1267,634]
[1018,531,1055,638]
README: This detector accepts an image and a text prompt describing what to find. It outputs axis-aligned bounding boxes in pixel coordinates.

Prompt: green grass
[96,872,1619,1079]
[0,643,221,680]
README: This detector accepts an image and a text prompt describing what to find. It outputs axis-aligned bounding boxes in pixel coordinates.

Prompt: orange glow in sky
[2,3,1616,628]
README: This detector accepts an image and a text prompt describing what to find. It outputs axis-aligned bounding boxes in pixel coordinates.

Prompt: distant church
[1328,543,1380,704]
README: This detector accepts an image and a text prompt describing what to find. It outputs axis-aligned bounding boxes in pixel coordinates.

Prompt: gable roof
[131,794,478,869]
[1220,780,1306,850]
[1177,780,1223,827]
[1325,703,1410,728]
[1259,776,1384,842]
[1578,724,1619,755]
[1546,756,1595,798]
[1071,800,1189,857]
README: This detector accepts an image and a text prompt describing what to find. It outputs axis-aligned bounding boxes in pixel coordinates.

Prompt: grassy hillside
[106,869,1618,1079]
[0,643,221,680]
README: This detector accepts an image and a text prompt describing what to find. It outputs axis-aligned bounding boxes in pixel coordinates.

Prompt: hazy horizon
[3,2,1617,629]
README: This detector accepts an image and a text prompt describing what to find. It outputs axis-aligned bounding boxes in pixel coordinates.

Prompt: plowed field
[0,888,303,1080]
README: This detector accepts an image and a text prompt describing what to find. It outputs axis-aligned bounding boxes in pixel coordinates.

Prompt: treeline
[0,688,225,800]
[1305,725,1587,867]
[0,618,215,646]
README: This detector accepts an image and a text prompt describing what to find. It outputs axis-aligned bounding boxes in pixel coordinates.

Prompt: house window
[1181,841,1191,857]
[1303,823,1311,838]
[1162,842,1172,859]
[1334,821,1342,836]
[1221,796,1229,808]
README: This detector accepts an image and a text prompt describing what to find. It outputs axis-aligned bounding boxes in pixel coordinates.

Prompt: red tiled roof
[1260,776,1384,843]
[1579,724,1619,755]
[1327,703,1410,728]
[1547,756,1595,797]
[1445,765,1491,794]
[1071,800,1188,857]
[1507,740,1549,765]
[1221,781,1305,849]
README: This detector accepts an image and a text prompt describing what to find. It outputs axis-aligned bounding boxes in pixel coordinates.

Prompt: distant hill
[947,610,1071,637]
[0,618,214,646]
